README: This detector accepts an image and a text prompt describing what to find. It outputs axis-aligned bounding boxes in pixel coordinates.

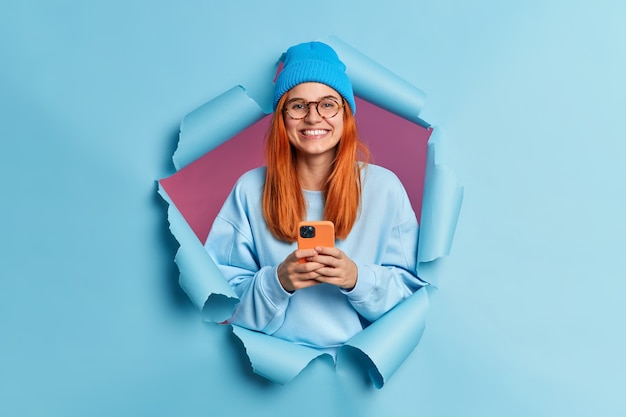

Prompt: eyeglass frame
[282,97,345,120]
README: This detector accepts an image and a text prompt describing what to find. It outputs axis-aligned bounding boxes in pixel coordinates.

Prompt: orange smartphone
[297,221,335,253]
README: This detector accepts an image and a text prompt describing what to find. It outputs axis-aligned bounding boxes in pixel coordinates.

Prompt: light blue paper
[173,85,267,170]
[418,132,464,263]
[324,36,429,127]
[159,37,462,387]
[341,287,430,388]
[3,2,624,415]
[158,184,239,322]
[232,326,332,385]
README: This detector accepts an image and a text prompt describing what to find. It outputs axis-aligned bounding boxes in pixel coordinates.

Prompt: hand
[277,248,326,292]
[306,246,358,291]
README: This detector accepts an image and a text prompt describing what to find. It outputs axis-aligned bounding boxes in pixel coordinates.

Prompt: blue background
[2,1,624,416]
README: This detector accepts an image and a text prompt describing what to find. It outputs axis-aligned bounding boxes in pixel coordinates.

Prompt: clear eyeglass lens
[286,99,340,119]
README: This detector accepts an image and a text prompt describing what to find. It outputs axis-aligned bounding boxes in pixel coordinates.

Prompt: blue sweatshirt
[205,164,424,350]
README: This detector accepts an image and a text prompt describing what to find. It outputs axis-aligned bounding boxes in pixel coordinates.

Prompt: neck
[295,153,334,191]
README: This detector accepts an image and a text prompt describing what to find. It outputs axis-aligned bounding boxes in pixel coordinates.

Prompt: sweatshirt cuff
[342,263,376,302]
[260,266,293,307]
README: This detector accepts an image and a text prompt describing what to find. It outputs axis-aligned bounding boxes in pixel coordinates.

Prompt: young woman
[205,41,425,353]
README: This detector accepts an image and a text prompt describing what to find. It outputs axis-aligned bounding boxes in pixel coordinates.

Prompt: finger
[309,254,340,268]
[297,261,326,274]
[296,248,319,258]
[295,248,319,264]
[313,274,343,287]
[314,246,341,257]
[314,266,341,278]
[293,279,321,290]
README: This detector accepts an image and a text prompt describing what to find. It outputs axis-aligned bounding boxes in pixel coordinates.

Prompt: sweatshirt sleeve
[342,169,426,322]
[204,174,292,335]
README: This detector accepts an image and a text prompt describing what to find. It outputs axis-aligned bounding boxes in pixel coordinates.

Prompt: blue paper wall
[2,1,625,416]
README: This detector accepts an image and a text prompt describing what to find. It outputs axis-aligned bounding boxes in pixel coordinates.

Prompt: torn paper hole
[158,38,463,387]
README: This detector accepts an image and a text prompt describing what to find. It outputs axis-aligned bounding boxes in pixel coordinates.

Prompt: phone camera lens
[300,225,316,238]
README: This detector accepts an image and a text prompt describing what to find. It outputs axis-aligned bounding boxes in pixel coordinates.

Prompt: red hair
[263,96,370,242]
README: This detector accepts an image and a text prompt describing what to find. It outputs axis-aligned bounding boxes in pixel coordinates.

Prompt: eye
[320,99,338,110]
[289,101,307,111]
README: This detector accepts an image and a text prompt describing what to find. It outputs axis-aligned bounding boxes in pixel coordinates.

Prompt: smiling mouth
[301,129,329,137]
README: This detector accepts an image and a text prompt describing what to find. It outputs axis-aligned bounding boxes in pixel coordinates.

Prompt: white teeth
[302,129,328,136]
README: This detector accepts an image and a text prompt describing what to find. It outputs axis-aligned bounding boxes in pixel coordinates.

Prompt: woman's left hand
[307,246,358,291]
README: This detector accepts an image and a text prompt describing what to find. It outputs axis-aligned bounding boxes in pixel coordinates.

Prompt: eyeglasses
[283,98,344,120]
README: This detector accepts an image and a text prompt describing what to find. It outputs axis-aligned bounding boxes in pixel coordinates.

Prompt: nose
[304,103,322,122]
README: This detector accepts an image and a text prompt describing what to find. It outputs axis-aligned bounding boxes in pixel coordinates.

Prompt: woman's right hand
[277,249,324,292]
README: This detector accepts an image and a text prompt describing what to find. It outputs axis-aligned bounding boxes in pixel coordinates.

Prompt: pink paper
[159,97,431,244]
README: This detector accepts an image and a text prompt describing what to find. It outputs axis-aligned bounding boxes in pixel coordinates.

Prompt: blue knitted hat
[273,41,356,114]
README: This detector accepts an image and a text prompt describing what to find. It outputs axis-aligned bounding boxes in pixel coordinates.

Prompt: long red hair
[263,95,370,242]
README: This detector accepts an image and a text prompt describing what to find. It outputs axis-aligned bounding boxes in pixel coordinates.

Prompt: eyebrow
[285,95,340,103]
